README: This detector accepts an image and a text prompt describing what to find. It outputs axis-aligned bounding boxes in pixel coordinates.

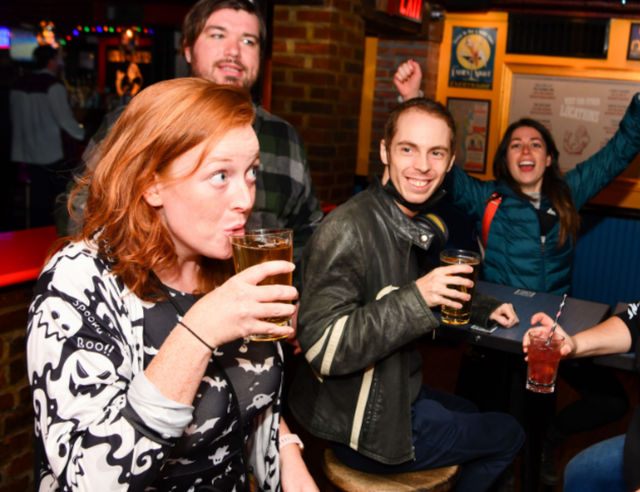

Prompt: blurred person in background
[10,44,84,227]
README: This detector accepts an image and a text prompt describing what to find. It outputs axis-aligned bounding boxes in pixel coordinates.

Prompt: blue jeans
[563,434,627,492]
[332,385,525,492]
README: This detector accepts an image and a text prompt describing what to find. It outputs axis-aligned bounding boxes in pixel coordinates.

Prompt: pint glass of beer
[230,228,293,341]
[439,249,480,325]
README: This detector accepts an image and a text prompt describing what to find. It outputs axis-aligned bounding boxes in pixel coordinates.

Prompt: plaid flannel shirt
[248,106,323,287]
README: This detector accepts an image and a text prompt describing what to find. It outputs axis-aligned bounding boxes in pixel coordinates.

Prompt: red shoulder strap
[481,192,502,247]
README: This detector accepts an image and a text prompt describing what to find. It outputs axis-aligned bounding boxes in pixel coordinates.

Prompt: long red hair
[68,78,254,300]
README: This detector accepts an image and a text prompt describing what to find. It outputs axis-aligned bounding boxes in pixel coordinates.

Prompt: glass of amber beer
[230,228,293,341]
[439,249,481,325]
[526,328,564,393]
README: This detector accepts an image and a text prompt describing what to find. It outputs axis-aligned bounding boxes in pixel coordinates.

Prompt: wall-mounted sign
[106,47,152,98]
[375,0,423,23]
[396,0,423,22]
[628,23,640,60]
[448,27,496,90]
[447,97,490,173]
[509,74,640,172]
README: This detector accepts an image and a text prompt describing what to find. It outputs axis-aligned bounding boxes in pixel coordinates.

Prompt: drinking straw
[546,293,567,346]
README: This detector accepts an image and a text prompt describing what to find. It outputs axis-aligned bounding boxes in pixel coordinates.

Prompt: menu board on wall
[509,74,640,172]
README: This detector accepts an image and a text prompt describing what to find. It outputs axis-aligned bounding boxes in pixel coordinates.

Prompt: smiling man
[181,0,322,285]
[289,98,524,492]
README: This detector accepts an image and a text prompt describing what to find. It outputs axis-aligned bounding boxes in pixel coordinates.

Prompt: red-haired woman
[26,78,317,492]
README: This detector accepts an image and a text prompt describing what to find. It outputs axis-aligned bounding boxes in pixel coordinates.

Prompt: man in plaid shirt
[182,0,322,286]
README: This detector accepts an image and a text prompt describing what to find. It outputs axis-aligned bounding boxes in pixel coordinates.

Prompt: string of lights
[59,24,154,46]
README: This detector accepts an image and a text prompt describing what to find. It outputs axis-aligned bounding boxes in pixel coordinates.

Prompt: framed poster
[447,97,490,173]
[508,73,640,172]
[628,23,640,60]
[448,27,496,90]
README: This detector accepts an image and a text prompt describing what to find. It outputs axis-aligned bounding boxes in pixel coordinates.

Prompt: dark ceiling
[1,1,193,33]
[3,0,640,36]
[442,0,640,17]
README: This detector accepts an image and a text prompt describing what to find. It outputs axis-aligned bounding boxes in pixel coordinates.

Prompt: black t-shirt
[143,286,281,491]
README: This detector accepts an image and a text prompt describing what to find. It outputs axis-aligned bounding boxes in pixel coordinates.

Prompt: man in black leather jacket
[289,98,525,491]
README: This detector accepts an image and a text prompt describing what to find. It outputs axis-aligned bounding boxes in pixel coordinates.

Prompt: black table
[437,281,638,371]
[434,281,623,492]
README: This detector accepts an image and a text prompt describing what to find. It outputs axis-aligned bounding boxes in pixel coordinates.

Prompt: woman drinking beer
[26,78,317,492]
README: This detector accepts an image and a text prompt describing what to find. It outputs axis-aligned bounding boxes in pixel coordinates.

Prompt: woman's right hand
[182,260,298,348]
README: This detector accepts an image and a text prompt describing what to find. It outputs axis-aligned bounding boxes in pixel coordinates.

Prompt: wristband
[397,89,424,103]
[178,320,215,351]
[279,433,304,451]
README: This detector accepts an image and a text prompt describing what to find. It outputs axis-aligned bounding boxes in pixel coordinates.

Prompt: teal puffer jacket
[447,93,640,295]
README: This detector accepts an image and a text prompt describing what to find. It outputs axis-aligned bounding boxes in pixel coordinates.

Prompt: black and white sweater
[27,240,283,491]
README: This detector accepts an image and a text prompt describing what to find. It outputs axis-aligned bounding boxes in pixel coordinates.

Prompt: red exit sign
[389,0,423,22]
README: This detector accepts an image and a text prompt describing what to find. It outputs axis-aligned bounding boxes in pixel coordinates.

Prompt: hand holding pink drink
[523,296,572,393]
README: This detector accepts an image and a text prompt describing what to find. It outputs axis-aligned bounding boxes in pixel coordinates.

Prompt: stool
[322,449,460,492]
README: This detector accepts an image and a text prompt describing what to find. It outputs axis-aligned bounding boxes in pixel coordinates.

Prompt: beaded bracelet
[178,320,215,351]
[279,433,304,451]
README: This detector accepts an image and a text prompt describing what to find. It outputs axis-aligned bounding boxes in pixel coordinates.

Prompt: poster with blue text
[449,27,496,89]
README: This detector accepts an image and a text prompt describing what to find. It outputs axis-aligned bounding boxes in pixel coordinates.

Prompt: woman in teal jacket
[447,95,640,294]
[449,96,640,483]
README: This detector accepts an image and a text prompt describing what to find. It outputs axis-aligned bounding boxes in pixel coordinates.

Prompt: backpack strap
[481,192,502,247]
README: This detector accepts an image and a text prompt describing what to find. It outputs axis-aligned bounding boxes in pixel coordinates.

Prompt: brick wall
[367,39,440,179]
[272,0,365,204]
[0,284,34,492]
